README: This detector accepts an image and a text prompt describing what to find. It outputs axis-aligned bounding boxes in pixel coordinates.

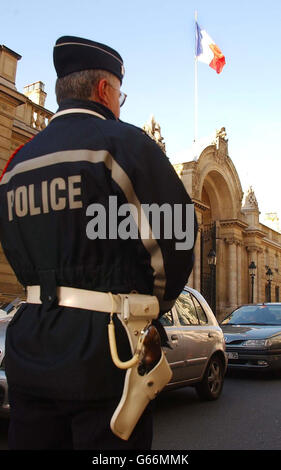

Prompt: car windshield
[221,305,281,325]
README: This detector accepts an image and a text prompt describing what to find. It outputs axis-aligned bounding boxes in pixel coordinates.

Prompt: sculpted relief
[143,115,166,154]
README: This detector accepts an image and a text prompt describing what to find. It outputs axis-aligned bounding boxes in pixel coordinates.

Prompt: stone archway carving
[189,132,244,318]
[196,143,243,221]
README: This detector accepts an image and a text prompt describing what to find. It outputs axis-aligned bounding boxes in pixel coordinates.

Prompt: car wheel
[195,355,224,401]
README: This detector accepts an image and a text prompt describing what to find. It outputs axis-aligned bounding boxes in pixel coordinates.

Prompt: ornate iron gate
[200,222,216,314]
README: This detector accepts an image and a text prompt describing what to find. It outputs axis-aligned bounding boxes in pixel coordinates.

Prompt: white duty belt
[26,285,122,313]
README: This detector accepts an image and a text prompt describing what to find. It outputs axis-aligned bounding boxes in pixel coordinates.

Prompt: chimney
[23,81,47,107]
[0,45,22,89]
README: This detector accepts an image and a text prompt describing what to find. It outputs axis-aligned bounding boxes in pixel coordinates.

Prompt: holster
[108,293,172,441]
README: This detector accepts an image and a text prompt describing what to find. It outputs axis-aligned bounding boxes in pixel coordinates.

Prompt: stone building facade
[0,44,280,318]
[0,45,53,302]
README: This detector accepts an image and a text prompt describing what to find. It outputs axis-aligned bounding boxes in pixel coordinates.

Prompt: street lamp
[207,249,217,267]
[248,261,256,303]
[266,267,273,302]
[208,249,217,314]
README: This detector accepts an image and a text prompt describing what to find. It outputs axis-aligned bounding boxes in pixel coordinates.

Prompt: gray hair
[55,69,115,104]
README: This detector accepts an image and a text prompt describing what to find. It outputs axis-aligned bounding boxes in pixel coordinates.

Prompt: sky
[2,0,281,222]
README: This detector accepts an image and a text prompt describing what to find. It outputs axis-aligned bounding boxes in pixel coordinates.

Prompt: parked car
[0,315,11,416]
[0,287,227,416]
[0,297,21,319]
[0,297,23,415]
[160,286,227,400]
[220,303,281,372]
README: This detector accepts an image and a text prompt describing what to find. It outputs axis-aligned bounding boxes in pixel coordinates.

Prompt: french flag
[195,22,226,74]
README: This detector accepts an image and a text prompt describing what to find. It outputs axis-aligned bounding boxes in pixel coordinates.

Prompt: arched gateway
[173,128,280,320]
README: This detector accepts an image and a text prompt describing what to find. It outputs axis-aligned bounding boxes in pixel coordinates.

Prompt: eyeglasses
[107,83,127,107]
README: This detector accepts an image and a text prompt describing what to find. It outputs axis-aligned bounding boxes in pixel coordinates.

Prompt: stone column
[193,227,201,291]
[252,251,258,303]
[226,239,238,309]
[256,248,263,303]
[187,263,194,287]
[237,242,242,306]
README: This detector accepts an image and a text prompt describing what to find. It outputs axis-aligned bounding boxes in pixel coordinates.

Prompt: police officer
[0,36,197,449]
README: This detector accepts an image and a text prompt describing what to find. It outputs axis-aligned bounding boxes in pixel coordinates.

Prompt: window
[159,311,174,327]
[191,295,208,325]
[175,291,199,326]
[276,286,280,302]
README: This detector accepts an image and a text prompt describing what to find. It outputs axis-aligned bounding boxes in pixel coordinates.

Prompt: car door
[159,310,186,382]
[190,292,216,363]
[173,290,210,381]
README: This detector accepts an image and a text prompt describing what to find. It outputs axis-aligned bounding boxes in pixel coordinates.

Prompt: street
[152,370,281,450]
[0,371,280,451]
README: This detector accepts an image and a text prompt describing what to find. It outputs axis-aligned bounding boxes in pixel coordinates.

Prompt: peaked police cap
[53,36,125,82]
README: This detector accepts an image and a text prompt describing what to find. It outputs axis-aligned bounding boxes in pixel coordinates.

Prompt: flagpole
[194,10,198,143]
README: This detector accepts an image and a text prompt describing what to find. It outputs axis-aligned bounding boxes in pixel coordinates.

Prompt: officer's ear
[92,79,110,106]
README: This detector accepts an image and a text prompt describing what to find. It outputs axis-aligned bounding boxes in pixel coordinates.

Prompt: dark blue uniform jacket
[0,99,197,400]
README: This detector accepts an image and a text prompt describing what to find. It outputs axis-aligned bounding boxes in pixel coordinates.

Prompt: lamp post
[248,261,256,303]
[208,249,217,314]
[266,267,273,302]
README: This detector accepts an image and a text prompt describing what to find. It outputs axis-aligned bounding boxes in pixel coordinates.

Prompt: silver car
[161,286,227,400]
[0,315,10,416]
[0,297,23,416]
[0,287,227,415]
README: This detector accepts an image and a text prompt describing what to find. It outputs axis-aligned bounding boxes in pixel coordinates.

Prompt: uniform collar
[57,99,117,120]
